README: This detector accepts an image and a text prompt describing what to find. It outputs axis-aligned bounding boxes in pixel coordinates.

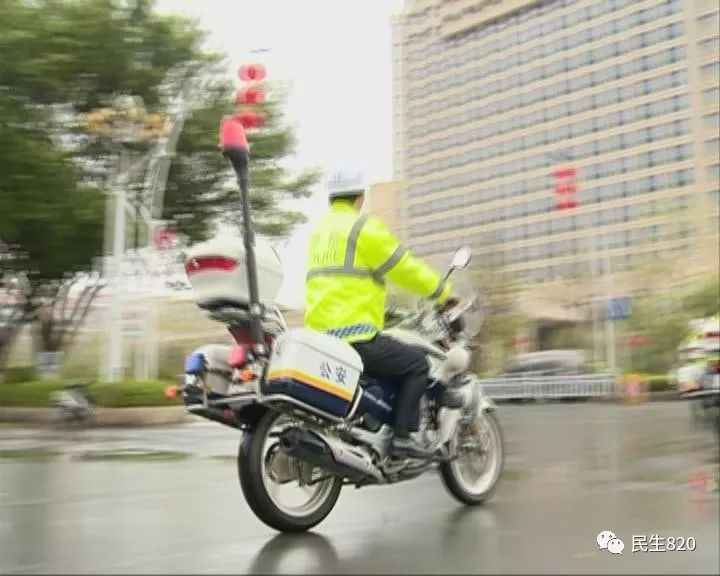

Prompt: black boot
[391,436,434,459]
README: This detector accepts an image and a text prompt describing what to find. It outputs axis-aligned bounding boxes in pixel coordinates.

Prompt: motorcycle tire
[440,410,504,505]
[237,410,343,533]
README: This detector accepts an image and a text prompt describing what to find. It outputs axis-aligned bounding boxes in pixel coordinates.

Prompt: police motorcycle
[676,317,720,438]
[173,115,503,533]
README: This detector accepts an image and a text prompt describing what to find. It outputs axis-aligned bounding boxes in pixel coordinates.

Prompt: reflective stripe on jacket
[304,200,451,342]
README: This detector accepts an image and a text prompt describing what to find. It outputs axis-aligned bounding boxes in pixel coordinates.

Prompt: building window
[678,168,694,186]
[700,37,720,59]
[703,87,720,107]
[698,12,720,35]
[704,112,720,131]
[706,138,720,157]
[701,62,720,81]
[708,164,720,184]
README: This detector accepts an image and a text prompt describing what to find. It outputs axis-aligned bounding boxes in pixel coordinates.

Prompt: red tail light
[185,256,237,276]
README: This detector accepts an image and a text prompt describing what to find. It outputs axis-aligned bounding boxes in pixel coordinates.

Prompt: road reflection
[247,532,339,575]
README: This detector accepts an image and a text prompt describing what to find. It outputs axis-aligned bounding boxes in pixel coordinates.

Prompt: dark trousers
[351,334,429,437]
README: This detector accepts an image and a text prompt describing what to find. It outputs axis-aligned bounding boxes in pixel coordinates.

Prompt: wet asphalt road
[0,402,718,575]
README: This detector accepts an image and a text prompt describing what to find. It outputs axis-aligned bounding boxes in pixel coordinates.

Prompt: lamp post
[82,95,170,382]
[548,152,610,371]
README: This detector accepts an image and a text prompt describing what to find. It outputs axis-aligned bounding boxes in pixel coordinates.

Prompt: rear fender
[235,403,271,430]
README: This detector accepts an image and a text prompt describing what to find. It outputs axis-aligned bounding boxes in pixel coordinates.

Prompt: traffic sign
[608,297,632,321]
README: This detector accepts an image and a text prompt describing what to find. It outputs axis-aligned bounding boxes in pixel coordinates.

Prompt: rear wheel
[238,410,343,533]
[440,410,504,505]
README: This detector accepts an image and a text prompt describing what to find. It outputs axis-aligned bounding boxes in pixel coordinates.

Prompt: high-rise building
[392,0,720,285]
[366,181,407,240]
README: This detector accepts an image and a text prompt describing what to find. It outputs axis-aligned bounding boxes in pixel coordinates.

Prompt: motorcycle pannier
[263,328,363,420]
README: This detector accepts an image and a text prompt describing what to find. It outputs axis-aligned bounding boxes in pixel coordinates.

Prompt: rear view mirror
[451,246,472,270]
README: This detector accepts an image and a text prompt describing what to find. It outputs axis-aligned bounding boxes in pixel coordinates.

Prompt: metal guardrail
[478,374,617,400]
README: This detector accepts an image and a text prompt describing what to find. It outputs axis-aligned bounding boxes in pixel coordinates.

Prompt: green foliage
[0,94,105,280]
[469,262,529,373]
[0,447,62,461]
[1,0,208,279]
[646,375,670,393]
[90,380,182,407]
[0,365,38,384]
[1,0,318,280]
[1,0,319,364]
[624,276,720,374]
[539,324,592,351]
[683,277,720,318]
[625,301,688,374]
[164,81,321,243]
[0,379,181,407]
[0,0,207,110]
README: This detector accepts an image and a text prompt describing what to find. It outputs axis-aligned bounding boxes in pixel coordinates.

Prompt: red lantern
[553,164,579,212]
[238,64,266,82]
[553,167,577,179]
[556,199,579,211]
[235,109,264,129]
[236,86,266,105]
[554,183,577,195]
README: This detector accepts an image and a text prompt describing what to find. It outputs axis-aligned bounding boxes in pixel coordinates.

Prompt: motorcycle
[172,115,504,533]
[679,360,720,439]
[49,382,95,427]
[676,318,720,439]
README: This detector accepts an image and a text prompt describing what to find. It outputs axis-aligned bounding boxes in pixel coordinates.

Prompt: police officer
[304,172,462,458]
[676,317,719,394]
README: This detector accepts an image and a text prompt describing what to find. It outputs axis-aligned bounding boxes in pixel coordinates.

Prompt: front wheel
[238,410,343,533]
[440,410,504,505]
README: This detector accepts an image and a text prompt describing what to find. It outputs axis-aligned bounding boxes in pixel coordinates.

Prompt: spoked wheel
[440,410,504,505]
[238,410,343,533]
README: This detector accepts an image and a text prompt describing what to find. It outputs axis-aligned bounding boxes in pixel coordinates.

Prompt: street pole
[88,95,182,383]
[141,86,195,381]
[602,237,617,376]
[549,153,602,365]
[589,235,602,367]
[105,147,128,382]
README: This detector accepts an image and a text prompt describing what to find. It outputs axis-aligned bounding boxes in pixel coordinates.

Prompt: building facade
[366,181,408,241]
[392,0,720,285]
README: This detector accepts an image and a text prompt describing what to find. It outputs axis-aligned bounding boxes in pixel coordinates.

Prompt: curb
[0,406,191,427]
[0,393,683,427]
[491,392,680,405]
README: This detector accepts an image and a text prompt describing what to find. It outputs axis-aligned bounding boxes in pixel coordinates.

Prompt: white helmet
[326,168,367,201]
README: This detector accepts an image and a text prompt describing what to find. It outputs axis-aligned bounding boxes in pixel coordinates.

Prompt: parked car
[499,349,590,377]
[497,349,593,402]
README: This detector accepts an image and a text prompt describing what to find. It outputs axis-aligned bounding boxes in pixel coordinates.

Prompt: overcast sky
[158,0,404,308]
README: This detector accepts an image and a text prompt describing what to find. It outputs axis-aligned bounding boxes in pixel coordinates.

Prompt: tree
[683,276,720,318]
[162,82,320,243]
[471,265,528,374]
[622,276,719,374]
[0,0,318,367]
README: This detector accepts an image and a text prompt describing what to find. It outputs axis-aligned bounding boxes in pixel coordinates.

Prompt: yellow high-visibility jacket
[304,200,451,342]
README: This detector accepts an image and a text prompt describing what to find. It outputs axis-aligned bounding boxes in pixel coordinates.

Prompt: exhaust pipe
[280,427,384,484]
